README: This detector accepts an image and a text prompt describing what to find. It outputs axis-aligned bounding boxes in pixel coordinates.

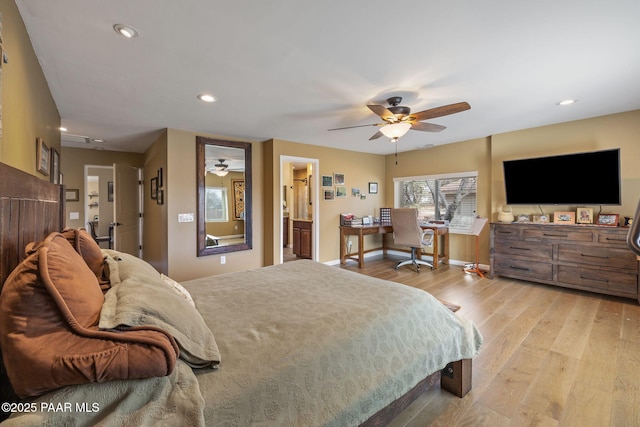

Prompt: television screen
[503,149,621,205]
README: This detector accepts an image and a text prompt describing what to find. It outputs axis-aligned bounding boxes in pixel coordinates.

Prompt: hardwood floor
[338,256,640,426]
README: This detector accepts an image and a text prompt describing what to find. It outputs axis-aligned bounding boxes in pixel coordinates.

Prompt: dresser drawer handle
[580,253,609,259]
[605,237,625,242]
[580,275,608,283]
[510,247,530,251]
[509,266,531,271]
[543,233,568,237]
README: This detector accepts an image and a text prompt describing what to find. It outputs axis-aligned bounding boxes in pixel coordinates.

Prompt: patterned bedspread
[3,260,481,426]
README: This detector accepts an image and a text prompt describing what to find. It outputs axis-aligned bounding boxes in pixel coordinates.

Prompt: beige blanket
[5,260,482,426]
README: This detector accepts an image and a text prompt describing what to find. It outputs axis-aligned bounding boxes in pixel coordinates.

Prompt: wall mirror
[197,137,252,256]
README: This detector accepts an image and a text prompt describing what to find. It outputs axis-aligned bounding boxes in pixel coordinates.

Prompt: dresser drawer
[557,244,638,270]
[494,258,553,281]
[524,228,593,243]
[557,265,638,296]
[597,229,630,247]
[492,225,521,240]
[494,239,553,260]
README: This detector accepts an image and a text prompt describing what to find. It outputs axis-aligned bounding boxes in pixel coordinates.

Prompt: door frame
[280,156,319,264]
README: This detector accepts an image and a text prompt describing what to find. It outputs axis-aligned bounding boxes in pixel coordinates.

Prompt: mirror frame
[196,136,252,256]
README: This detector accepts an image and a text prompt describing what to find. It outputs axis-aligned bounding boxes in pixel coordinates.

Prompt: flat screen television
[503,149,621,205]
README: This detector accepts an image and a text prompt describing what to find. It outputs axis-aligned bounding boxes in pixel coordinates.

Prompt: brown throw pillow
[0,232,178,398]
[61,228,106,279]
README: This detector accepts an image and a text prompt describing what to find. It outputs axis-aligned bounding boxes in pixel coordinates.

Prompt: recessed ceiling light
[113,24,139,38]
[59,127,68,132]
[557,99,577,106]
[198,94,216,103]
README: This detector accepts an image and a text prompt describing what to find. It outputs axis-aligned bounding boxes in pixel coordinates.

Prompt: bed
[0,162,482,426]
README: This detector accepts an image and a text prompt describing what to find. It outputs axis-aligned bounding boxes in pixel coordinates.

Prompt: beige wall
[163,128,264,281]
[384,137,493,265]
[143,130,168,273]
[263,139,387,265]
[0,0,60,176]
[491,110,640,220]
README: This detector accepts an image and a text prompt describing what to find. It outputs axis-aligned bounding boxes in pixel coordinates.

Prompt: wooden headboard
[0,162,65,289]
[0,162,64,410]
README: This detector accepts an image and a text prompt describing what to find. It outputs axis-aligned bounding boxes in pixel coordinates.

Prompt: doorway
[280,156,319,264]
[84,164,142,257]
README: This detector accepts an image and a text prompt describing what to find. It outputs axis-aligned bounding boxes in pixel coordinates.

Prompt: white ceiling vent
[61,133,90,144]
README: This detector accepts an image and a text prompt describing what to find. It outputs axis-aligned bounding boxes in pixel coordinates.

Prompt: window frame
[393,171,478,234]
[205,187,229,223]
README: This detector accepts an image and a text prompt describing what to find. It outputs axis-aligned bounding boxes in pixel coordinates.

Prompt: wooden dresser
[490,222,639,302]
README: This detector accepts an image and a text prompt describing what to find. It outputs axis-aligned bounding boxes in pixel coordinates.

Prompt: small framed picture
[596,213,619,226]
[516,214,530,223]
[36,138,50,175]
[150,177,158,199]
[334,173,345,185]
[553,211,575,224]
[65,189,79,202]
[157,167,164,188]
[351,188,360,197]
[107,181,114,202]
[322,175,333,187]
[50,148,60,184]
[532,214,550,223]
[335,185,347,198]
[324,189,335,201]
[369,182,378,194]
[576,208,593,224]
[157,189,164,205]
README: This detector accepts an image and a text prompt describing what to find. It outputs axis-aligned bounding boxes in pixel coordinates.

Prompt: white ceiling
[16,0,640,155]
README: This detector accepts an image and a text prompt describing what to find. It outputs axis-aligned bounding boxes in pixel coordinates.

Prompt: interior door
[113,164,141,256]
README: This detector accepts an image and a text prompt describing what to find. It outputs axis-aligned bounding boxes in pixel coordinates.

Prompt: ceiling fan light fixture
[380,122,411,142]
[213,170,229,177]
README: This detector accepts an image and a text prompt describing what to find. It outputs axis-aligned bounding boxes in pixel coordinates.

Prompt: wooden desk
[339,224,449,269]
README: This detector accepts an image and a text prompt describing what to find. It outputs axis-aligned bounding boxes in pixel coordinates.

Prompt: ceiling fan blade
[369,131,384,140]
[328,123,380,131]
[367,104,397,122]
[410,102,470,122]
[411,122,446,132]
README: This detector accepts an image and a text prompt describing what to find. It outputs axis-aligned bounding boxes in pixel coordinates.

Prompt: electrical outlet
[221,256,226,265]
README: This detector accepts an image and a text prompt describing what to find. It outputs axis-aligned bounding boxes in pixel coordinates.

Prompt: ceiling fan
[329,97,470,142]
[206,159,230,176]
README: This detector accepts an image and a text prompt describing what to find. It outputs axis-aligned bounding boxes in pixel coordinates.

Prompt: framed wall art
[322,175,333,187]
[50,148,60,184]
[65,189,79,202]
[369,182,378,194]
[150,177,158,199]
[36,138,50,175]
[232,179,245,220]
[333,173,345,185]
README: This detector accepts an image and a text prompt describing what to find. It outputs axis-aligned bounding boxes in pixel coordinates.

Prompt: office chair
[390,208,435,271]
[87,221,112,248]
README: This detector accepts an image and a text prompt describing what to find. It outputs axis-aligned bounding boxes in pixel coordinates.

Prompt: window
[394,172,478,234]
[205,187,228,222]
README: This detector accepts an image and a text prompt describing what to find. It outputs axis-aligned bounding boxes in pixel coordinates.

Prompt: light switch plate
[178,213,194,223]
